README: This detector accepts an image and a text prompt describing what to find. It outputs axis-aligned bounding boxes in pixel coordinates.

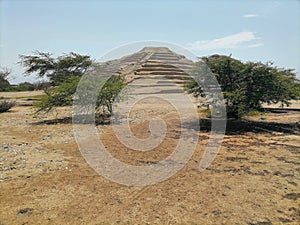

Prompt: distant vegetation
[185,55,300,118]
[0,67,51,92]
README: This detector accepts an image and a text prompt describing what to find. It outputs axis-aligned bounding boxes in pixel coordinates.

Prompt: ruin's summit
[140,46,172,53]
[101,47,194,81]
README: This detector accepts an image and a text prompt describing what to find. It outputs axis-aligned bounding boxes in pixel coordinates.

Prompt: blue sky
[0,0,299,83]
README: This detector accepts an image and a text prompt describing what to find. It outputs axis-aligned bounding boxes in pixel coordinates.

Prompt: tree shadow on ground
[32,115,111,126]
[32,109,299,135]
[33,117,73,125]
[199,118,299,135]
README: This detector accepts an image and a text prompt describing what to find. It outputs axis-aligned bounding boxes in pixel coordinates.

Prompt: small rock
[1,145,9,151]
[0,177,13,181]
[17,208,33,215]
[278,217,292,223]
[283,193,300,200]
[212,210,221,216]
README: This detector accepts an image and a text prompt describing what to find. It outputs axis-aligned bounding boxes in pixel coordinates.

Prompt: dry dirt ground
[0,91,45,99]
[0,91,300,224]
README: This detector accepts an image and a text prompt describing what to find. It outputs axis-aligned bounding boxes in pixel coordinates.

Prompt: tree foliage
[0,68,11,91]
[19,51,126,118]
[36,75,126,118]
[186,55,300,118]
[35,76,81,113]
[19,51,93,86]
[96,75,127,115]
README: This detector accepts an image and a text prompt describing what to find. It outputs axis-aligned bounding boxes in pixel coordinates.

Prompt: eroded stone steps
[136,71,189,76]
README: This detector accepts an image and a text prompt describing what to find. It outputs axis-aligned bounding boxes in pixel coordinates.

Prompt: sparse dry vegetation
[0,100,16,113]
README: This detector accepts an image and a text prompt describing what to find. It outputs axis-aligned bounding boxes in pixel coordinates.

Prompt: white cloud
[243,14,258,18]
[246,43,263,48]
[186,31,262,51]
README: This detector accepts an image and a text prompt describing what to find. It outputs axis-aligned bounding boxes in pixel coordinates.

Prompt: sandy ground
[1,87,300,224]
[0,90,44,99]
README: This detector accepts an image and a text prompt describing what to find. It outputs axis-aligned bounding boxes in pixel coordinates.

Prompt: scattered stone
[1,144,9,151]
[287,181,297,186]
[33,161,47,168]
[17,208,33,215]
[226,157,248,162]
[248,220,272,225]
[273,171,294,177]
[278,217,292,223]
[283,193,300,200]
[0,177,13,181]
[212,210,221,216]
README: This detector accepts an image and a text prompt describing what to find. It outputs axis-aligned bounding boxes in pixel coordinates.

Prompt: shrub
[186,55,300,119]
[0,68,11,91]
[198,108,211,117]
[0,100,16,113]
[33,81,51,90]
[35,74,126,117]
[246,110,263,116]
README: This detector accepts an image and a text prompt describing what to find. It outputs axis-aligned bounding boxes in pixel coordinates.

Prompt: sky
[0,0,299,84]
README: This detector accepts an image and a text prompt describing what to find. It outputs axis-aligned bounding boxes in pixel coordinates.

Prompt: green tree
[19,51,93,86]
[186,55,300,118]
[0,68,11,91]
[36,74,126,117]
[17,82,35,91]
[96,75,126,115]
[35,76,81,113]
[32,80,51,90]
[19,51,127,118]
